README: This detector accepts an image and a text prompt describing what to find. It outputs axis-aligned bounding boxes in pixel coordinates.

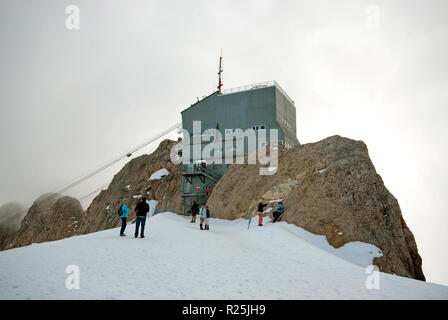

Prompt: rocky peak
[3,194,84,250]
[206,135,425,281]
[0,202,27,249]
[79,139,183,234]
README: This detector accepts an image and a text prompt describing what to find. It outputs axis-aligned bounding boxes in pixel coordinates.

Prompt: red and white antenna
[217,52,223,94]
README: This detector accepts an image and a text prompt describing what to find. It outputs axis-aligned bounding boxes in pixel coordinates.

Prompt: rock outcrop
[79,139,183,234]
[206,135,425,281]
[0,202,27,250]
[4,194,84,250]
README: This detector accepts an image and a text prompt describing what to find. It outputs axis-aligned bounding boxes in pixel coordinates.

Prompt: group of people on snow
[118,198,150,238]
[256,200,285,226]
[116,196,286,237]
[190,201,211,230]
[190,199,285,230]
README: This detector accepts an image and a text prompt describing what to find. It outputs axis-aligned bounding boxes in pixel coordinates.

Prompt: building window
[252,124,266,131]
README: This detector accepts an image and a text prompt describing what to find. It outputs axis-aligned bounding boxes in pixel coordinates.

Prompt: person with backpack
[199,204,207,230]
[257,201,267,226]
[272,202,285,223]
[190,201,199,223]
[118,198,129,236]
[204,205,210,230]
[134,197,150,238]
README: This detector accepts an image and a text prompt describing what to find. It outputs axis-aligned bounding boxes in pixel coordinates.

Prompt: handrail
[181,165,221,182]
[220,80,295,105]
[200,166,221,181]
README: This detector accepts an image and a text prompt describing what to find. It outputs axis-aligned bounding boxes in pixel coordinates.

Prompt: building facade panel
[179,82,299,212]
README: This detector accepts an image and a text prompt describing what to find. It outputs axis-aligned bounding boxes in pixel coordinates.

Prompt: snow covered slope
[0,212,447,300]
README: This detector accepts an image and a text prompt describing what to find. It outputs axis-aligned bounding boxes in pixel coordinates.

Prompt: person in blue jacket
[119,198,130,236]
[199,204,207,230]
[272,202,285,223]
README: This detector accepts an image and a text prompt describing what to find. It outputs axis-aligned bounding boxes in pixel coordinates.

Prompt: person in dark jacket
[272,202,285,222]
[257,201,267,226]
[190,201,199,223]
[134,197,150,238]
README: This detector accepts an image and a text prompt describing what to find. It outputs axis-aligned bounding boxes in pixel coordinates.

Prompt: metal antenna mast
[217,52,223,94]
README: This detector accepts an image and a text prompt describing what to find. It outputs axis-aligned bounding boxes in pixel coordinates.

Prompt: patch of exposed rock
[206,135,425,281]
[4,194,84,250]
[0,202,27,250]
[79,139,183,234]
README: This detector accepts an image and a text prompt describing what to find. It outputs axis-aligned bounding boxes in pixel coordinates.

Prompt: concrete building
[180,80,299,212]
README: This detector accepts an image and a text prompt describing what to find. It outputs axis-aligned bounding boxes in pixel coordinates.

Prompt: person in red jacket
[257,201,267,226]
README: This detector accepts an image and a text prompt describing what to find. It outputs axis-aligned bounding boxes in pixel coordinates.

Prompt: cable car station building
[180,80,300,211]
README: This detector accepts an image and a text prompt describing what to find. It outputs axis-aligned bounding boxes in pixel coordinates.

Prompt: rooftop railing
[220,80,295,105]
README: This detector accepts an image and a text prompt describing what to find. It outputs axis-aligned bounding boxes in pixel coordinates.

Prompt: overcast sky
[0,0,447,286]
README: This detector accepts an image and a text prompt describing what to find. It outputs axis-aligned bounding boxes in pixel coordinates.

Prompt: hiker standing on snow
[119,199,130,236]
[199,204,207,230]
[204,205,210,230]
[272,201,285,223]
[134,197,150,238]
[190,201,199,223]
[257,201,267,226]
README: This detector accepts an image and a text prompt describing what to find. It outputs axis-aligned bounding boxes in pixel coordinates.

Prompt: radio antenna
[217,52,223,94]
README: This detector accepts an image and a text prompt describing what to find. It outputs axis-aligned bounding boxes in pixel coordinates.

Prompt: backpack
[206,209,210,218]
[117,205,123,217]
